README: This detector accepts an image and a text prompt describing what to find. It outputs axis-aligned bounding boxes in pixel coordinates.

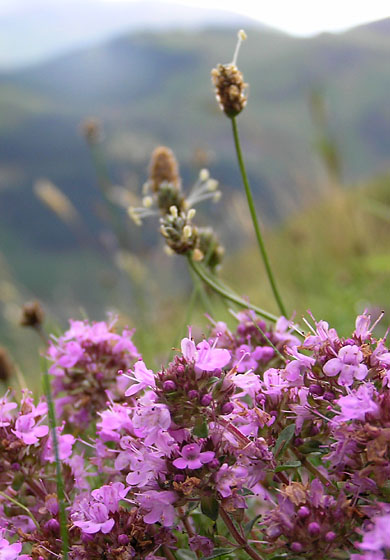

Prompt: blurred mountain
[0,0,259,69]
[0,20,389,255]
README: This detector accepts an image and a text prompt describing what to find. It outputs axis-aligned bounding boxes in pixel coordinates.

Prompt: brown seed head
[0,347,13,382]
[80,117,102,144]
[211,63,247,118]
[148,146,181,193]
[20,301,44,328]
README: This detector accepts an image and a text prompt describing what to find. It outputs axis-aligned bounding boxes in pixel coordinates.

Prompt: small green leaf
[244,513,262,535]
[297,439,321,454]
[201,495,219,521]
[176,550,197,560]
[204,548,236,560]
[239,487,255,496]
[275,460,301,473]
[193,417,209,438]
[273,424,295,457]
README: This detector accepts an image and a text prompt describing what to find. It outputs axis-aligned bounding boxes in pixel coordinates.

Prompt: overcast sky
[0,0,388,36]
[99,0,390,35]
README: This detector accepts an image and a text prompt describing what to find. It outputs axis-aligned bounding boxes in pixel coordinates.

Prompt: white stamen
[232,29,247,66]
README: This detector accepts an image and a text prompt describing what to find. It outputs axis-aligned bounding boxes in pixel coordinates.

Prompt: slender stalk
[220,507,265,560]
[42,363,69,560]
[230,116,287,317]
[188,256,278,322]
[0,491,40,529]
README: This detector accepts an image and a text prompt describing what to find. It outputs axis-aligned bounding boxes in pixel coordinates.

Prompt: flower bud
[201,393,213,406]
[325,531,336,542]
[308,522,321,536]
[188,390,199,399]
[163,380,177,392]
[291,542,303,553]
[45,519,60,534]
[118,534,129,546]
[298,506,310,519]
[221,402,234,415]
[309,384,324,396]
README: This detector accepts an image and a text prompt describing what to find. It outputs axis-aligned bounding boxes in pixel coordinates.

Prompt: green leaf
[297,439,321,454]
[201,495,219,521]
[193,416,209,438]
[275,460,301,473]
[244,513,262,536]
[239,487,255,496]
[176,550,198,560]
[204,548,236,560]
[273,424,295,457]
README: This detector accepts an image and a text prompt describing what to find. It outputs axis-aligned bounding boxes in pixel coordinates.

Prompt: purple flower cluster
[2,310,390,559]
[47,316,140,427]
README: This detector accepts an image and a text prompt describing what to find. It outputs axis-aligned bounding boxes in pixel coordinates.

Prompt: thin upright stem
[42,364,69,560]
[231,116,287,317]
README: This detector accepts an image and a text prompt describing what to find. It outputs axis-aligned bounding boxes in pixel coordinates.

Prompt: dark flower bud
[45,519,60,534]
[163,380,176,392]
[291,542,303,553]
[298,506,310,519]
[221,402,234,415]
[309,384,324,396]
[325,531,336,542]
[308,522,321,536]
[323,391,336,401]
[200,393,213,406]
[20,300,44,329]
[118,534,129,546]
[188,390,199,400]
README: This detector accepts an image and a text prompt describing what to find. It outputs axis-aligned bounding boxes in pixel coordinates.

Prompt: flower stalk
[42,363,69,560]
[231,116,287,317]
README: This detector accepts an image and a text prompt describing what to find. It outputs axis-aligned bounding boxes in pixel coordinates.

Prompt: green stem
[42,363,69,560]
[188,257,278,323]
[220,507,265,560]
[231,116,287,317]
[0,491,40,529]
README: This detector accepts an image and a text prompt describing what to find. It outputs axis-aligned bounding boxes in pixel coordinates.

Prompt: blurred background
[1,0,390,380]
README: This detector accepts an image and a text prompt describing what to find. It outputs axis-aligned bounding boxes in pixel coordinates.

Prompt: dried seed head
[160,211,198,255]
[0,347,13,382]
[20,300,45,328]
[148,146,181,193]
[211,29,248,118]
[80,117,102,144]
[211,63,248,118]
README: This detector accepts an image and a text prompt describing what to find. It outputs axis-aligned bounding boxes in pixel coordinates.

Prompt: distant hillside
[0,21,389,253]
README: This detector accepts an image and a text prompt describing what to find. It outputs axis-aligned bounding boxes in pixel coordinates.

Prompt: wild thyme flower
[47,316,139,428]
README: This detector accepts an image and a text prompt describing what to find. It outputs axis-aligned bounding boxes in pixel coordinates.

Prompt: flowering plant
[1,29,389,560]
